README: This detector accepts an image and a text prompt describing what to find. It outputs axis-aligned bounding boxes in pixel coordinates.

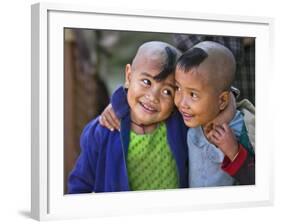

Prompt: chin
[134,116,154,125]
[184,121,200,128]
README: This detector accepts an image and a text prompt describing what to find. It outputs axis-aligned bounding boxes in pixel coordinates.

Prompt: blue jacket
[68,86,189,193]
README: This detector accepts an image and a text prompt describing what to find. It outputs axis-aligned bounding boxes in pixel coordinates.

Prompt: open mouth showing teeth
[140,102,158,113]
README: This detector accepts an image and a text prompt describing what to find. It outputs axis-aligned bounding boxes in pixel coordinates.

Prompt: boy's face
[125,62,175,126]
[174,67,222,128]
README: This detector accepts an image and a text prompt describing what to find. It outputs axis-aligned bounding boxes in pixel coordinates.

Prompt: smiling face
[125,61,175,127]
[174,41,235,129]
[174,66,222,128]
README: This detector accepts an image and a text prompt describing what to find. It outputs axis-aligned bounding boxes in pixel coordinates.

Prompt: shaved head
[132,41,181,80]
[177,41,236,92]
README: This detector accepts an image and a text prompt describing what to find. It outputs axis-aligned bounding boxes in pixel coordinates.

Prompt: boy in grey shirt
[174,41,254,187]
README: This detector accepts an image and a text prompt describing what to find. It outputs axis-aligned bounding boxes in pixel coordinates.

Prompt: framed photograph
[31,2,274,221]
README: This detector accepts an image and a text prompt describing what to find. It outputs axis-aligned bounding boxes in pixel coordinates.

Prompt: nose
[175,93,190,110]
[145,88,160,104]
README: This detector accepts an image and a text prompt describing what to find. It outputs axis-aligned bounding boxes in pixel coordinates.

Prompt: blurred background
[64,28,255,193]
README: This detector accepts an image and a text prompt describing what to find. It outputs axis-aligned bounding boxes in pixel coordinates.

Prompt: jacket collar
[111,86,130,119]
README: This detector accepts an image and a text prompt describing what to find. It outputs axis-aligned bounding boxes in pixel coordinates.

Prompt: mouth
[139,101,158,114]
[180,111,194,122]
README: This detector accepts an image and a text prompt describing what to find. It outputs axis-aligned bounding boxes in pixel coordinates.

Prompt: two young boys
[68,40,254,193]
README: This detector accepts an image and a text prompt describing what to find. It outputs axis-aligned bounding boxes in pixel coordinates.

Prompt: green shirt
[127,122,179,191]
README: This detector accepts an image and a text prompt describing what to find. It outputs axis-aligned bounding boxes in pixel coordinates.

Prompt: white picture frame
[31,2,274,221]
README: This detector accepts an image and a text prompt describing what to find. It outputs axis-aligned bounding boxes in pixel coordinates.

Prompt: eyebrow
[141,72,176,89]
[175,81,200,92]
[165,83,177,90]
[140,72,154,78]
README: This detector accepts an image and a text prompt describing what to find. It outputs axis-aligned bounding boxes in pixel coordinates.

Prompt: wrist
[230,148,240,162]
[226,144,240,161]
[221,145,248,176]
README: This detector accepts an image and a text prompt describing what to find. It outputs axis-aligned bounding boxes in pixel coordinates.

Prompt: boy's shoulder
[229,110,245,135]
[81,116,115,143]
[231,110,255,154]
[167,109,187,128]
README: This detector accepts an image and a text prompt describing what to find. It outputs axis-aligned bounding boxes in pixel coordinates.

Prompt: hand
[206,92,236,134]
[207,123,239,161]
[99,104,121,131]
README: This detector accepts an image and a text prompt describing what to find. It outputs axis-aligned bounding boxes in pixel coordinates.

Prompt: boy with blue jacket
[68,41,188,193]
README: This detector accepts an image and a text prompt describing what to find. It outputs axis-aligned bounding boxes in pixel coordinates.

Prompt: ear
[124,64,132,88]
[218,91,230,111]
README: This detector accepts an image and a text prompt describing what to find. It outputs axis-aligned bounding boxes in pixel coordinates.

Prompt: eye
[162,88,175,97]
[175,85,180,92]
[191,92,199,99]
[163,89,171,96]
[142,79,151,86]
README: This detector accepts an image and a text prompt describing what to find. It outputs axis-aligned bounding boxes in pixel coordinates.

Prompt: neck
[131,120,157,134]
[202,122,213,136]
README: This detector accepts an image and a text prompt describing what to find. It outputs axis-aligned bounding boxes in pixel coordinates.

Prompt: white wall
[0,0,279,223]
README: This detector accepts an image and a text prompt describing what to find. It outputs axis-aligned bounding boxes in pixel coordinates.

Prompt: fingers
[222,123,230,132]
[99,104,121,131]
[107,105,121,130]
[104,111,119,131]
[208,130,220,143]
[207,124,225,145]
[99,115,114,131]
[209,124,223,138]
